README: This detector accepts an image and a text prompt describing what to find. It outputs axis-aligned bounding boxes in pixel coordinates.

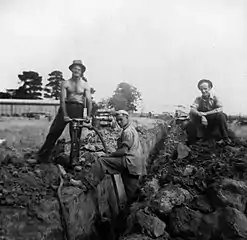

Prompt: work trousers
[84,156,140,203]
[186,112,229,144]
[38,102,84,159]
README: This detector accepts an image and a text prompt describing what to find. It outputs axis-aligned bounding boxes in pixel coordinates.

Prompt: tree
[109,94,128,111]
[44,70,64,100]
[0,92,12,99]
[15,71,43,99]
[108,82,141,112]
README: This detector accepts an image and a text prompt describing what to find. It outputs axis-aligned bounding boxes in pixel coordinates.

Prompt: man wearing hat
[37,60,92,163]
[71,110,146,204]
[186,79,231,145]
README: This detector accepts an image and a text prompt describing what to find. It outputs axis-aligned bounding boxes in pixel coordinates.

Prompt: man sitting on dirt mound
[37,60,92,163]
[71,110,146,204]
[186,79,231,145]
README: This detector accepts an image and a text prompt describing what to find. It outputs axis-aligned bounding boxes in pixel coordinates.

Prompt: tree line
[0,70,64,100]
[0,70,141,112]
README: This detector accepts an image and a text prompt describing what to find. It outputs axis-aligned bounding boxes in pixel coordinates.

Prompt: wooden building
[0,99,59,117]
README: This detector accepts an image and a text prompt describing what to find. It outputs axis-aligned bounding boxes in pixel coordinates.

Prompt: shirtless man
[37,60,92,163]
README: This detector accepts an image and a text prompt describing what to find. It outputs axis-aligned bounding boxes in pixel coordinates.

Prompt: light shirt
[119,123,146,176]
[191,92,222,112]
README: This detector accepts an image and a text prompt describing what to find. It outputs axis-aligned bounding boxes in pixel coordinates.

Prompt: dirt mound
[0,126,121,240]
[121,122,247,240]
[0,119,166,240]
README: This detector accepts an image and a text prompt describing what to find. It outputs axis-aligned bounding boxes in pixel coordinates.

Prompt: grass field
[228,122,247,140]
[0,116,246,155]
[0,116,164,146]
[0,117,69,150]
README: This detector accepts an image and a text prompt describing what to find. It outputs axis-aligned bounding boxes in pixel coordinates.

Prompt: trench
[3,117,247,240]
[0,118,168,240]
[61,119,169,240]
[112,134,168,240]
[119,122,247,240]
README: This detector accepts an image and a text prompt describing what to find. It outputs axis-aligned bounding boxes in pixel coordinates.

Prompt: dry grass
[0,117,70,155]
[1,116,245,157]
[228,122,247,140]
[0,117,161,148]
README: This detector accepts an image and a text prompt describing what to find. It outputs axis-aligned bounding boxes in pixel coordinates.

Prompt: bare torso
[64,78,89,104]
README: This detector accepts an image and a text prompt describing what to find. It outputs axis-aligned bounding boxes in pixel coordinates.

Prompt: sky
[0,0,246,114]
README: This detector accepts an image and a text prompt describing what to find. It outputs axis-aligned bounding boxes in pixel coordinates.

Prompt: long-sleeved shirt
[118,123,146,176]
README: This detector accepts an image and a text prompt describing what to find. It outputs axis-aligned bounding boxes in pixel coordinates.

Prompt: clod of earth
[176,142,191,159]
[2,117,247,240]
[125,208,167,238]
[0,118,166,240]
[122,120,247,240]
[219,207,247,240]
[207,178,247,212]
[150,185,193,215]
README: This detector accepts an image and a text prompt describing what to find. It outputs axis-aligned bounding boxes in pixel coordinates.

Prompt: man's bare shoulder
[82,79,90,89]
[62,79,72,87]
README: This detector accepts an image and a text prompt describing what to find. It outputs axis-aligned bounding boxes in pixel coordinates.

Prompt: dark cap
[197,79,213,89]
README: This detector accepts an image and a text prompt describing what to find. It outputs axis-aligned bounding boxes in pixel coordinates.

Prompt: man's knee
[189,112,201,123]
[214,112,227,122]
[100,156,125,174]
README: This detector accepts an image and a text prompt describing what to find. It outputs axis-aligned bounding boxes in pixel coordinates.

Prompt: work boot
[69,177,96,192]
[69,179,87,191]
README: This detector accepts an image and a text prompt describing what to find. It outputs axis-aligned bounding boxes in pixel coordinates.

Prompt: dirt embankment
[120,122,247,240]
[2,116,247,240]
[0,117,167,240]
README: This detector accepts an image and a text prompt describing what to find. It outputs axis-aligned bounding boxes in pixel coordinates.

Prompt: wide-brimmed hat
[197,79,213,89]
[69,60,86,73]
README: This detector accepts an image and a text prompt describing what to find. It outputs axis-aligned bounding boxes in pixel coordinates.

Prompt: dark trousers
[38,102,84,159]
[186,112,229,144]
[84,156,140,203]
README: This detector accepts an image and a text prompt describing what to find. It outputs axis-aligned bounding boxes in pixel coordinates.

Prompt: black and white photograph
[0,0,246,239]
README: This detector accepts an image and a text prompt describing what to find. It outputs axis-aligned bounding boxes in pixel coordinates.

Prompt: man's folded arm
[204,96,223,116]
[190,97,201,116]
[110,131,134,157]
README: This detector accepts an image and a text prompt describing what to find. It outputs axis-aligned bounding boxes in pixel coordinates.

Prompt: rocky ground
[0,117,161,240]
[1,117,247,240]
[0,125,122,240]
[120,122,247,240]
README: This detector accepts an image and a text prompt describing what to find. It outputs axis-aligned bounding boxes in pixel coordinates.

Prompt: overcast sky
[0,0,246,114]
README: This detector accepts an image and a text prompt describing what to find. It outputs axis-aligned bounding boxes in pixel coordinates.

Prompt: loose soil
[1,116,247,240]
